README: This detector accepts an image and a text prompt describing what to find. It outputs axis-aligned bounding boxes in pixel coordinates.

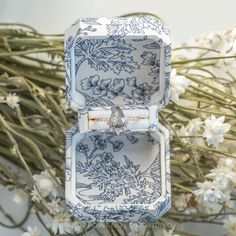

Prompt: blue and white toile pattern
[64,16,171,111]
[75,132,161,205]
[64,16,171,222]
[65,124,171,222]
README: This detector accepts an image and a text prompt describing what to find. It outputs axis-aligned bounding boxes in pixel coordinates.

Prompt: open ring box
[65,16,171,222]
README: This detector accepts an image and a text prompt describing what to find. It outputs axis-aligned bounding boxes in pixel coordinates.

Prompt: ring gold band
[89,116,144,122]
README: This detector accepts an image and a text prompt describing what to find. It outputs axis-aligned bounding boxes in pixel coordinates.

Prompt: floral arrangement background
[0,13,236,236]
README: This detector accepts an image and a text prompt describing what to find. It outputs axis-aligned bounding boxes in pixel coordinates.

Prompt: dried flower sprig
[0,13,236,236]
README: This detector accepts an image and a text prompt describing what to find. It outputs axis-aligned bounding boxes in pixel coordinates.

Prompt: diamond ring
[108,106,127,133]
[88,106,144,134]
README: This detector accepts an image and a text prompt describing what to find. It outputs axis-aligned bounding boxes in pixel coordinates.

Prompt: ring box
[65,16,171,222]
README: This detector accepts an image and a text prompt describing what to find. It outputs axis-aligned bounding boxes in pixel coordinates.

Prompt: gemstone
[108,106,126,131]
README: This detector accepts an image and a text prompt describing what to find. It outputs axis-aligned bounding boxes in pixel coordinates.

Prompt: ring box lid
[65,16,171,111]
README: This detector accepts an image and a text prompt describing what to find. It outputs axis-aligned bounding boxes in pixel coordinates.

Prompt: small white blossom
[194,180,227,204]
[13,189,26,205]
[203,115,231,148]
[33,170,59,198]
[30,187,41,203]
[187,118,202,135]
[170,69,190,101]
[218,157,236,169]
[22,226,41,236]
[174,193,191,211]
[224,215,236,236]
[174,194,197,215]
[178,118,202,144]
[198,201,223,214]
[206,158,236,188]
[5,93,20,109]
[51,213,72,235]
[70,221,82,234]
[47,199,63,215]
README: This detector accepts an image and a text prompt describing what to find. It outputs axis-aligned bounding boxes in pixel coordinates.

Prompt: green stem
[173,183,193,193]
[172,55,236,65]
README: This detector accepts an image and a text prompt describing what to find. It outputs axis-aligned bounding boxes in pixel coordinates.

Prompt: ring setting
[89,106,143,134]
[108,106,127,134]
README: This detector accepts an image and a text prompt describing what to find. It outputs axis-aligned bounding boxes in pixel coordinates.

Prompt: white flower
[224,215,236,236]
[178,118,202,144]
[51,213,72,235]
[13,189,26,205]
[218,157,236,169]
[47,199,62,215]
[198,201,223,214]
[174,194,197,215]
[33,170,58,198]
[70,221,82,234]
[193,180,227,204]
[30,187,41,203]
[187,118,202,135]
[5,93,20,109]
[174,193,191,211]
[203,115,231,148]
[170,69,190,101]
[206,158,236,187]
[22,226,41,236]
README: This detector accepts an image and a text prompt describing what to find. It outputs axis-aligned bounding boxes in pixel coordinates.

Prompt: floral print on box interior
[75,132,161,205]
[65,16,171,109]
[65,124,171,222]
[74,37,161,106]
